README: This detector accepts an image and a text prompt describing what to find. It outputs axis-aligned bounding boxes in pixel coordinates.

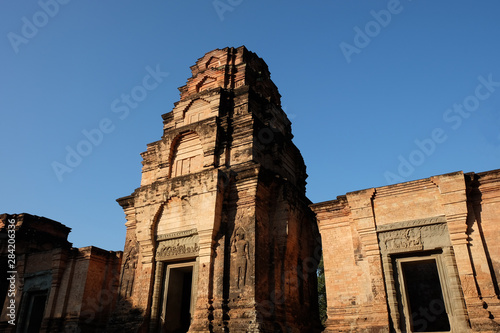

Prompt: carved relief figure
[121,241,138,298]
[157,242,199,258]
[232,227,250,289]
[384,228,422,252]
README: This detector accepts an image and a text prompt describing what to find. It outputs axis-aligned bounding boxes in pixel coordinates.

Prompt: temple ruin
[2,46,500,333]
[111,46,322,333]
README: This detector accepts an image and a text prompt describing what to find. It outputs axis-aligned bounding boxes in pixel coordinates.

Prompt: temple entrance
[22,291,48,333]
[160,262,195,333]
[397,256,451,332]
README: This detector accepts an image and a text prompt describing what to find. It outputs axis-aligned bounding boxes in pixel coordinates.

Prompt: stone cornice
[156,228,197,241]
[373,178,438,199]
[476,169,500,201]
[116,195,135,209]
[310,196,348,213]
[376,215,446,233]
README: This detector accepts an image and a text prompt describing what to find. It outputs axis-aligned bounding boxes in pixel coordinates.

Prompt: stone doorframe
[394,253,451,332]
[377,216,470,332]
[149,229,200,333]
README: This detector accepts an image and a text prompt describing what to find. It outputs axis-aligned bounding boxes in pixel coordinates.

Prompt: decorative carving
[383,229,422,253]
[156,234,199,260]
[232,227,250,289]
[121,240,138,298]
[461,274,477,297]
[158,243,199,258]
[420,223,448,239]
[378,222,451,254]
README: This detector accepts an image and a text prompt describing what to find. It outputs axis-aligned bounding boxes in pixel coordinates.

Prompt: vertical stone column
[441,246,470,332]
[148,261,164,332]
[468,173,500,322]
[116,196,137,301]
[210,232,227,333]
[381,254,401,333]
[439,174,491,330]
[135,240,155,309]
[467,204,498,301]
[190,229,216,332]
[346,189,390,331]
[44,248,68,331]
[226,173,260,333]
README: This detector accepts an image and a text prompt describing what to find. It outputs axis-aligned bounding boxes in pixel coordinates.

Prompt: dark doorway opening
[401,259,450,332]
[23,292,48,333]
[162,264,194,333]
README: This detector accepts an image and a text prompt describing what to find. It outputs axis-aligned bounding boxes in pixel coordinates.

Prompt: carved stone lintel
[383,229,422,253]
[378,222,450,254]
[156,234,199,260]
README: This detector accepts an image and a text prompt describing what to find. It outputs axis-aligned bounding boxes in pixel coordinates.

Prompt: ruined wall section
[78,247,122,330]
[0,214,121,333]
[313,171,500,332]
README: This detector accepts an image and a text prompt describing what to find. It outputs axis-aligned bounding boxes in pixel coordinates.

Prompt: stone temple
[1,46,500,333]
[110,46,322,333]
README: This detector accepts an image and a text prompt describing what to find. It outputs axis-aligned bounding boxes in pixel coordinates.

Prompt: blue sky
[1,1,499,251]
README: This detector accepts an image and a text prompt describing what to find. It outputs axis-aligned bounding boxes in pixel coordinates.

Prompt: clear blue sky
[1,1,499,251]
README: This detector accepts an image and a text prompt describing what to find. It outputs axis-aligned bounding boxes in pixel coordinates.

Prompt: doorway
[160,262,195,333]
[22,291,48,333]
[397,256,451,332]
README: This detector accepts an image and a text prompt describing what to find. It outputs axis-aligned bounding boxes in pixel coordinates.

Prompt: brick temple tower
[111,46,322,332]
